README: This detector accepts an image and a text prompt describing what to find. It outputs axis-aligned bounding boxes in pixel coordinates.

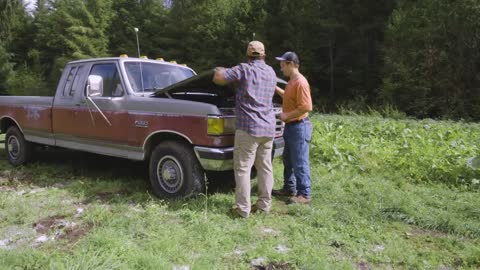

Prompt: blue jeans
[282,118,312,198]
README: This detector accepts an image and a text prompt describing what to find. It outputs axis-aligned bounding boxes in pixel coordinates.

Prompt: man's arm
[275,86,285,97]
[212,67,229,86]
[279,108,310,122]
[279,82,312,122]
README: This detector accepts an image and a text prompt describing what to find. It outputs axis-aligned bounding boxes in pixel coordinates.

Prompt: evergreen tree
[0,43,14,95]
[0,0,31,95]
[382,0,480,119]
[33,0,113,84]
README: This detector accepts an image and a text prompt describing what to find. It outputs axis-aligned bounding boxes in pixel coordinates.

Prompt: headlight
[207,116,235,135]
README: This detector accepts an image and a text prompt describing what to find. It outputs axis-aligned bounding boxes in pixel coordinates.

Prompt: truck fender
[0,116,24,134]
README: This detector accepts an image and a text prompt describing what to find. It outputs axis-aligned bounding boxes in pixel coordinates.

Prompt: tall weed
[310,114,480,188]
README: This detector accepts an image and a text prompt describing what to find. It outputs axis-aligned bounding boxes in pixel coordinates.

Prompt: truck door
[54,61,130,156]
[76,62,129,145]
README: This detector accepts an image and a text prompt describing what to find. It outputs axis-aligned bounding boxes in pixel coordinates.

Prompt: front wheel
[5,126,32,166]
[149,141,205,198]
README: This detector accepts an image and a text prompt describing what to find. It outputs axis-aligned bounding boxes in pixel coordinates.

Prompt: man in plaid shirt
[213,41,277,218]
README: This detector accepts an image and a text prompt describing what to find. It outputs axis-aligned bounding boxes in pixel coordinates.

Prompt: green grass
[0,114,479,269]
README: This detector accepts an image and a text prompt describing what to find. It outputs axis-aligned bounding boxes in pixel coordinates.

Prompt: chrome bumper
[194,137,284,171]
[194,146,234,171]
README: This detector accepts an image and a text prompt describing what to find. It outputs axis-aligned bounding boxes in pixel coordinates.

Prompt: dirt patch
[82,190,131,204]
[252,262,294,270]
[32,215,92,247]
[0,186,15,191]
[406,227,449,239]
[0,170,35,183]
[356,261,370,270]
[57,223,92,245]
[33,215,67,234]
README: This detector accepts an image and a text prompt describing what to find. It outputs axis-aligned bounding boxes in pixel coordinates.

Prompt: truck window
[124,62,194,92]
[70,66,84,96]
[89,63,124,97]
[63,67,77,96]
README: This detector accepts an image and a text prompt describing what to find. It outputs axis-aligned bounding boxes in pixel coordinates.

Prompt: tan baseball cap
[246,41,265,56]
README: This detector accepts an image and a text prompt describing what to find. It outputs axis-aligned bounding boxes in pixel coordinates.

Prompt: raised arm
[212,67,229,86]
[275,86,285,97]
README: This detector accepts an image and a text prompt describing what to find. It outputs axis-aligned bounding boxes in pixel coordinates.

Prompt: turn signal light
[207,117,224,135]
[207,116,235,135]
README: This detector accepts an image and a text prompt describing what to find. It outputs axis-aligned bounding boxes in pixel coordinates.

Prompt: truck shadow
[0,145,235,200]
[33,146,149,181]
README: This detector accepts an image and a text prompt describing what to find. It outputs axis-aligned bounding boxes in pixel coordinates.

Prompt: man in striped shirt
[213,41,277,218]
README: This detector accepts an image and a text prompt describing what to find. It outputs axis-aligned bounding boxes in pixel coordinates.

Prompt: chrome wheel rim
[7,135,20,160]
[156,155,183,193]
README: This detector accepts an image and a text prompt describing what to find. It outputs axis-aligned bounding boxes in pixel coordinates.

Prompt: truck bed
[0,96,54,144]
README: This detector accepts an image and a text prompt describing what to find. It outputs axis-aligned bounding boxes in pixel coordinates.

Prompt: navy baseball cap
[275,51,300,64]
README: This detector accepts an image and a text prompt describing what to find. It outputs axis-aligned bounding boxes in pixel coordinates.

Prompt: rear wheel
[5,126,32,166]
[149,141,205,198]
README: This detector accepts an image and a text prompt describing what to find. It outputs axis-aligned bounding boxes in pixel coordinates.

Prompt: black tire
[205,170,235,192]
[5,126,32,166]
[149,141,205,198]
[206,166,257,184]
[205,166,258,193]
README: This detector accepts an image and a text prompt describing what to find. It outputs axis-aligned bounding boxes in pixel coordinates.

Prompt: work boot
[271,188,296,197]
[230,206,249,218]
[251,204,269,215]
[287,195,311,205]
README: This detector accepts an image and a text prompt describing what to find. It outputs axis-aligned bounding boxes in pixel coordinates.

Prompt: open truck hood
[151,69,288,97]
[151,70,224,97]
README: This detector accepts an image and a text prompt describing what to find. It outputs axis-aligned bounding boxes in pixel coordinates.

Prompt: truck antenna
[134,27,145,96]
[134,27,141,57]
[252,32,255,41]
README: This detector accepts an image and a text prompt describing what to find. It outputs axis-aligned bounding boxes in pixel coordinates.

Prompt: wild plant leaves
[309,115,480,187]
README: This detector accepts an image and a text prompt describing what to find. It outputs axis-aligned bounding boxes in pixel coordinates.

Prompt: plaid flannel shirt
[224,60,277,137]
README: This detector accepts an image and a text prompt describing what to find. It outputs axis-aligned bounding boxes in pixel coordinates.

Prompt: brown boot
[271,188,296,197]
[287,195,311,205]
[251,204,269,215]
[230,207,249,218]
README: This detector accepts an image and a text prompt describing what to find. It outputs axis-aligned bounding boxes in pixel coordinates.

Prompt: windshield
[124,62,195,92]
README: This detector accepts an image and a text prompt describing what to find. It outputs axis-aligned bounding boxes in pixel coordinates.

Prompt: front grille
[219,106,284,137]
[274,107,284,137]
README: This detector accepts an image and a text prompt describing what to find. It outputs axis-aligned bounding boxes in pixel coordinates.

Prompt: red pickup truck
[0,57,284,198]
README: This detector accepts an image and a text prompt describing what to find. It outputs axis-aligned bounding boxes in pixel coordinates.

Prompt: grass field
[0,114,479,269]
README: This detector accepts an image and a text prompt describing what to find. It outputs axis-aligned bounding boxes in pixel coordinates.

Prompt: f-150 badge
[135,120,149,128]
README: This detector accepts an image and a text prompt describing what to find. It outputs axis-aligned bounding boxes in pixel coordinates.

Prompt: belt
[285,117,309,125]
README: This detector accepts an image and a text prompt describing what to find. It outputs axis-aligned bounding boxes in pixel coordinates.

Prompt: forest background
[1,0,480,120]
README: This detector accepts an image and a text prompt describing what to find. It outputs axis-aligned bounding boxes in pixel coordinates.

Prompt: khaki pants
[234,130,274,217]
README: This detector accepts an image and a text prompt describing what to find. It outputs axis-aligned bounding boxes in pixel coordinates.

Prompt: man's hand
[279,112,289,122]
[213,67,228,86]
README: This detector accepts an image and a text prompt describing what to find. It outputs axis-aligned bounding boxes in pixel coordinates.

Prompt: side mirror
[87,75,103,97]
